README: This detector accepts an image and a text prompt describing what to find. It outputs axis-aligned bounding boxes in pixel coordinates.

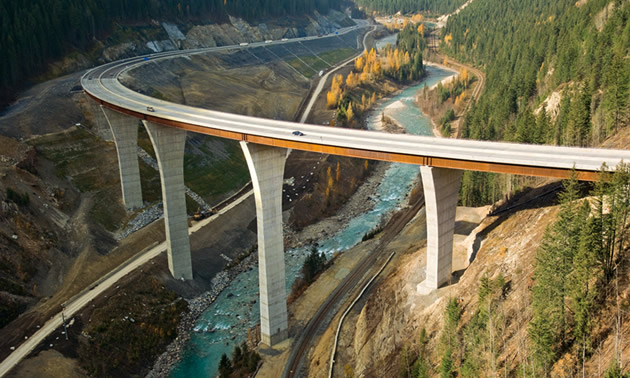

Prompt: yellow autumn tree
[355,56,364,71]
[373,61,381,76]
[346,103,354,121]
[326,90,338,108]
[326,166,333,197]
[412,14,424,23]
[417,23,425,37]
[460,68,468,87]
[326,74,344,108]
[444,33,453,45]
[360,70,369,83]
[455,92,466,108]
[346,71,356,88]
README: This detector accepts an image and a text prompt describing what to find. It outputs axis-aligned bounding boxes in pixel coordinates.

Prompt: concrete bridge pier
[88,101,113,141]
[143,121,193,280]
[102,108,143,210]
[240,142,289,346]
[418,166,462,294]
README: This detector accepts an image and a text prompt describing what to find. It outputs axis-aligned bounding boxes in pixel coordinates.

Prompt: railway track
[283,194,425,377]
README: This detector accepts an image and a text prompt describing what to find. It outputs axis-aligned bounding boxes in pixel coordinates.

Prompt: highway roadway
[82,31,630,181]
[0,24,370,377]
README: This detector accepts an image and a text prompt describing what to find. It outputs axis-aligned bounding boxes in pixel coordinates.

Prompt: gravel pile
[115,203,163,240]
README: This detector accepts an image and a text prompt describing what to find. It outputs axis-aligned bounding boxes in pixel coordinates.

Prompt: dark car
[147,106,155,112]
[292,130,304,136]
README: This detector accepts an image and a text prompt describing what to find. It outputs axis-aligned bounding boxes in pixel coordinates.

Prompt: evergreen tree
[218,353,233,378]
[529,171,583,372]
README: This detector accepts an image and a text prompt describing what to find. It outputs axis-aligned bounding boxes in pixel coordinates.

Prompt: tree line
[438,0,630,206]
[0,0,341,106]
[326,21,425,126]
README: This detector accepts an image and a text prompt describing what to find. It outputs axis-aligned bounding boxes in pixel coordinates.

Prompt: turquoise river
[170,62,455,378]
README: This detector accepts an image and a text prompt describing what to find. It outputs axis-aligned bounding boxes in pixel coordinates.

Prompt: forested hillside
[374,1,630,376]
[439,0,630,205]
[353,0,467,16]
[0,0,341,106]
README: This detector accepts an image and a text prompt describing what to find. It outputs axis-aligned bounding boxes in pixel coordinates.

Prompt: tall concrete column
[87,100,113,141]
[418,166,462,294]
[102,107,143,210]
[240,142,288,346]
[143,121,193,280]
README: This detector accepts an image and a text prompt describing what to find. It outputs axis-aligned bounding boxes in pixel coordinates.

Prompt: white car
[265,40,273,44]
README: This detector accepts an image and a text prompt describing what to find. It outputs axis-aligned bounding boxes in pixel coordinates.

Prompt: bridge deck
[82,43,630,182]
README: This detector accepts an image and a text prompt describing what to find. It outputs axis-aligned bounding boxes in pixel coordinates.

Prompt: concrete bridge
[83,46,630,346]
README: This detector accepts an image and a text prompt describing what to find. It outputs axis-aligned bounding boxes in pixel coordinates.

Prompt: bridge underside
[91,96,601,182]
[95,103,604,347]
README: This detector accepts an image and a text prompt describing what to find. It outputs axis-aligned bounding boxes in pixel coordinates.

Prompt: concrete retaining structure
[144,121,193,280]
[240,142,289,346]
[418,166,463,294]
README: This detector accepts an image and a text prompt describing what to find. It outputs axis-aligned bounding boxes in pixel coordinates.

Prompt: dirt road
[0,191,253,377]
[298,24,376,124]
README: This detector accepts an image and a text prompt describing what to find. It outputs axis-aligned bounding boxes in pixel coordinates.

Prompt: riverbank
[159,51,458,378]
[147,252,258,377]
[424,61,460,89]
[147,160,395,377]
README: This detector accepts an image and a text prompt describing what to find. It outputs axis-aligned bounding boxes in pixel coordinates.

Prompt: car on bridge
[292,130,304,136]
[146,106,155,112]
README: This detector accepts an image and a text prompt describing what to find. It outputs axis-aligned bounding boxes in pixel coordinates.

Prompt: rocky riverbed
[147,251,258,378]
[145,156,400,377]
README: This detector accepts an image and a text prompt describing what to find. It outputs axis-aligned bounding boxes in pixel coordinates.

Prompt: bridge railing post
[102,107,143,210]
[143,121,193,280]
[240,142,288,347]
[418,166,462,294]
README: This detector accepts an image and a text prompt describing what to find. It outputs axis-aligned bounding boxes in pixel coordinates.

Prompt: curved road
[300,23,375,123]
[0,24,373,377]
[82,42,630,181]
[0,24,374,377]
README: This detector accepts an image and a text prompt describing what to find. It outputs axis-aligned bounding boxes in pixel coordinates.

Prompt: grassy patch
[29,128,131,231]
[88,187,127,232]
[285,57,317,78]
[138,160,162,204]
[294,55,330,73]
[183,138,250,205]
[78,276,187,377]
[285,48,358,79]
[318,48,357,65]
[30,128,115,192]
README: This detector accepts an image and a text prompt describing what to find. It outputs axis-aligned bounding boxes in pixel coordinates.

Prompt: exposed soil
[0,72,86,139]
[0,21,372,378]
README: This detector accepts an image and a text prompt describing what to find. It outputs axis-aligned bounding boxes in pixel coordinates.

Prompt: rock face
[102,10,352,62]
[339,200,560,377]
